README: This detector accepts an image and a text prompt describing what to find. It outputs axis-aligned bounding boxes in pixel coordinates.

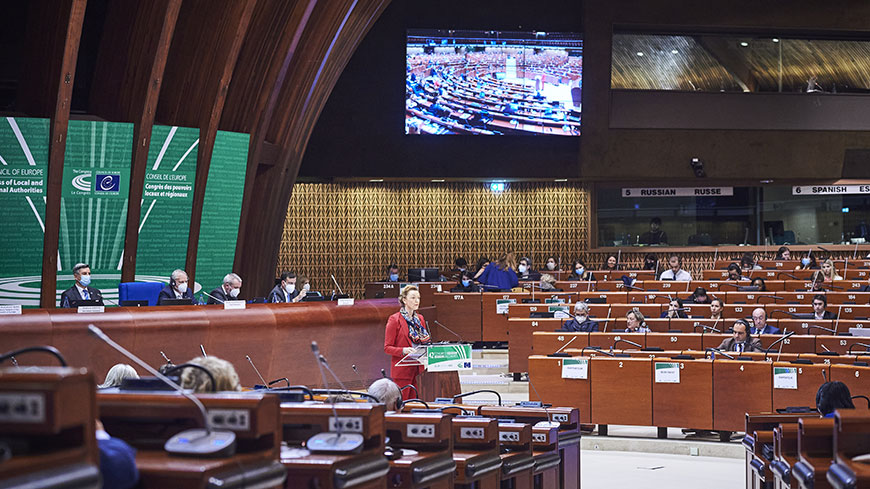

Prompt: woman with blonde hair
[625,308,651,333]
[383,285,431,400]
[99,363,139,388]
[820,258,843,282]
[179,356,242,393]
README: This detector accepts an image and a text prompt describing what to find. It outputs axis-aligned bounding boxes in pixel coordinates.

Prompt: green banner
[135,125,198,283]
[426,344,472,372]
[194,130,249,299]
[57,120,133,306]
[0,117,49,307]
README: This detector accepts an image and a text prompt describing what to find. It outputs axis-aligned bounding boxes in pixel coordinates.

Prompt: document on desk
[496,299,517,314]
[654,362,680,383]
[561,358,588,379]
[773,367,798,389]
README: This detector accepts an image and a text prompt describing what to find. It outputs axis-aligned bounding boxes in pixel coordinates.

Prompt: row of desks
[0,367,582,489]
[743,410,870,489]
[507,302,870,320]
[426,290,870,346]
[528,353,870,433]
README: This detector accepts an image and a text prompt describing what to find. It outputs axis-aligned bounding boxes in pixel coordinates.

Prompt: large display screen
[406,29,582,136]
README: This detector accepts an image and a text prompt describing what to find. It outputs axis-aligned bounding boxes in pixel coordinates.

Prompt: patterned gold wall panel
[278,182,590,298]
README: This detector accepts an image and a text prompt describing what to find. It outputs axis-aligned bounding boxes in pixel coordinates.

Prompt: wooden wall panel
[277,182,590,298]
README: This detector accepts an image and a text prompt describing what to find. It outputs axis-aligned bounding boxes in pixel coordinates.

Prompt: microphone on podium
[308,341,363,453]
[200,289,225,304]
[87,324,236,457]
[432,320,464,342]
[246,355,268,387]
[351,364,364,387]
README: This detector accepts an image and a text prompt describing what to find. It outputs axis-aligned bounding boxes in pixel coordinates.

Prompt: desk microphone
[705,348,735,360]
[329,274,344,296]
[551,335,578,356]
[432,320,464,343]
[200,345,207,357]
[807,324,836,335]
[200,289,225,304]
[526,373,559,428]
[351,364,364,387]
[847,343,870,356]
[612,338,642,350]
[246,355,268,387]
[579,346,614,357]
[764,331,795,361]
[757,295,784,304]
[771,310,803,319]
[307,341,363,453]
[777,272,798,280]
[0,346,67,367]
[87,324,236,457]
[381,368,387,378]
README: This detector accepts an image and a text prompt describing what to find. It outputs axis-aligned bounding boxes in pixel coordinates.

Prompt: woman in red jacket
[384,285,431,400]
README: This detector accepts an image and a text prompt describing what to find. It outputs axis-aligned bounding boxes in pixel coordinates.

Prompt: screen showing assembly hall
[405,29,583,135]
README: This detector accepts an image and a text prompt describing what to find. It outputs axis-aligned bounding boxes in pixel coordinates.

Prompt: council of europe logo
[95,174,120,193]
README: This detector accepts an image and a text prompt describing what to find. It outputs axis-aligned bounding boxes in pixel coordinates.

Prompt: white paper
[0,304,22,315]
[496,299,516,314]
[223,300,246,310]
[561,358,588,379]
[654,362,680,383]
[773,367,798,390]
[337,298,355,306]
[77,306,105,314]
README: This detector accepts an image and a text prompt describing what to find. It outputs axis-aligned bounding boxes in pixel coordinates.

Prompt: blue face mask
[389,273,399,282]
[462,279,471,287]
[801,258,810,266]
[79,274,91,287]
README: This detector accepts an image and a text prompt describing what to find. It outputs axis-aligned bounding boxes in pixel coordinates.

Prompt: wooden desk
[531,424,561,489]
[792,417,834,489]
[829,364,870,400]
[482,292,531,342]
[97,391,285,489]
[497,422,535,489]
[528,356,591,424]
[771,423,800,489]
[384,413,456,489]
[829,411,870,489]
[432,292,482,343]
[652,358,713,430]
[591,357,652,426]
[508,318,565,372]
[742,413,806,489]
[771,362,830,412]
[713,360,773,432]
[280,403,389,489]
[365,282,401,300]
[451,417,501,489]
[0,367,99,486]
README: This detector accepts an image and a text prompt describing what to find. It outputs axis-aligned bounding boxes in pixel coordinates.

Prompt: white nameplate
[337,298,355,306]
[622,187,733,198]
[773,367,798,390]
[223,300,246,310]
[654,362,680,383]
[77,306,105,314]
[793,185,870,195]
[0,304,22,315]
[561,358,588,379]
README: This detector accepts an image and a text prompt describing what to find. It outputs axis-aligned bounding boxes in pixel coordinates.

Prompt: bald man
[749,308,780,335]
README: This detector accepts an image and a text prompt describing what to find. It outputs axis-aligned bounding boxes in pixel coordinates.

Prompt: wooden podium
[417,370,461,401]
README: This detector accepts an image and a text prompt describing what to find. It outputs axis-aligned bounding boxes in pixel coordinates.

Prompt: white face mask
[546,262,556,270]
[518,264,528,274]
[285,283,296,294]
[229,287,240,298]
[303,283,310,292]
[176,283,188,294]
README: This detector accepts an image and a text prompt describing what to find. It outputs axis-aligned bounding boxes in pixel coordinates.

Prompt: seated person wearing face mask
[451,271,481,292]
[297,275,316,297]
[157,269,196,305]
[542,256,560,272]
[269,271,302,303]
[559,302,599,332]
[450,257,468,280]
[566,260,593,281]
[60,262,104,307]
[385,264,402,283]
[516,256,541,281]
[206,272,242,304]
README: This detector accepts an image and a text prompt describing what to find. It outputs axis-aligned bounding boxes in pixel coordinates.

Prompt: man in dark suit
[60,263,103,307]
[717,319,762,353]
[750,307,781,335]
[206,273,242,304]
[812,294,837,320]
[560,302,599,332]
[157,269,196,305]
[269,271,301,303]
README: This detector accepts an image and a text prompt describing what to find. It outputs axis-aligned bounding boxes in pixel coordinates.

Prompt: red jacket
[384,311,428,380]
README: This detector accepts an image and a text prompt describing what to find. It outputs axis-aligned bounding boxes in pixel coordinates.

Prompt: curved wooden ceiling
[612,34,870,93]
[7,0,391,304]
